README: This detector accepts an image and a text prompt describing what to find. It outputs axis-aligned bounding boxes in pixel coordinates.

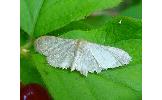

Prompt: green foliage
[31,16,142,100]
[61,16,142,43]
[20,0,121,37]
[121,3,142,19]
[20,56,44,85]
[49,15,111,36]
[20,30,29,46]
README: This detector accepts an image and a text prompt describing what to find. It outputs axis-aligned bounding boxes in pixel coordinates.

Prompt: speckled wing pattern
[35,36,132,76]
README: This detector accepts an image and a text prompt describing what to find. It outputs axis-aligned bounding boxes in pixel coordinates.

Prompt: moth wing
[106,47,132,65]
[71,42,102,76]
[70,42,132,76]
[35,36,77,69]
[87,43,131,69]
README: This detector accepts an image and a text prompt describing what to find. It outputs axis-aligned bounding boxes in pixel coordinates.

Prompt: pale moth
[34,36,132,76]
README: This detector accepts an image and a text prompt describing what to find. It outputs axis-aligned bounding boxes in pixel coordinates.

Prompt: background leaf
[20,29,29,46]
[61,16,142,44]
[20,0,122,36]
[48,15,111,36]
[20,56,44,85]
[32,16,142,100]
[121,3,142,19]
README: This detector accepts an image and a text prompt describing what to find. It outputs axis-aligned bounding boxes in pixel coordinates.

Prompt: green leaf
[32,16,142,100]
[61,16,142,44]
[49,15,111,36]
[48,20,95,36]
[81,15,112,28]
[20,56,44,85]
[20,0,121,36]
[121,3,142,19]
[101,16,142,44]
[20,29,29,46]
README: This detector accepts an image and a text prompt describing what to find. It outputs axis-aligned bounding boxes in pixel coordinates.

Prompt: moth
[34,36,132,76]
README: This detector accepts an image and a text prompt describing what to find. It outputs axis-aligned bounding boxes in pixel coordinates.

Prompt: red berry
[20,83,51,100]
